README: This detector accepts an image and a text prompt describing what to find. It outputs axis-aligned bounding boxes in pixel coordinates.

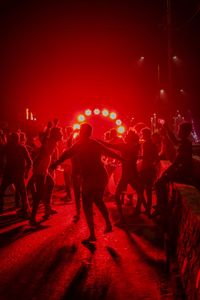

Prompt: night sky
[0,0,200,126]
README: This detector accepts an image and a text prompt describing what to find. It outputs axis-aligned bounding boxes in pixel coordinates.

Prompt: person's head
[7,132,20,145]
[178,122,192,139]
[50,127,63,142]
[141,127,151,141]
[79,123,92,139]
[125,130,139,145]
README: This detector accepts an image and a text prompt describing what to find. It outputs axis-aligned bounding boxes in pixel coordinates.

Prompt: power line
[174,4,200,30]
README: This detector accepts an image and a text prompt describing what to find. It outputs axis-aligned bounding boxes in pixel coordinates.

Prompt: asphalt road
[0,191,185,300]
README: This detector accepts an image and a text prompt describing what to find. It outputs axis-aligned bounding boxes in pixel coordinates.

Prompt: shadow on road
[0,224,50,248]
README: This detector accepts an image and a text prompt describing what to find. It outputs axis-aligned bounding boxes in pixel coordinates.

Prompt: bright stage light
[160,89,165,95]
[94,108,100,115]
[110,112,117,120]
[73,123,80,130]
[117,126,125,134]
[85,109,92,116]
[102,109,109,117]
[73,132,79,139]
[116,119,122,126]
[77,114,85,122]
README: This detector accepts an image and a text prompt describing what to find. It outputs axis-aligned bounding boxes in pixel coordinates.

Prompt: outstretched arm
[50,144,77,170]
[99,142,124,161]
[98,139,123,151]
[24,147,33,178]
[163,123,179,146]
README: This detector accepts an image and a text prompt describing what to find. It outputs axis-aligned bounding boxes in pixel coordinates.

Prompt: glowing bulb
[94,108,100,115]
[77,114,85,122]
[160,89,165,95]
[26,108,29,120]
[73,123,80,130]
[102,109,109,117]
[117,126,125,134]
[116,119,122,126]
[110,112,117,120]
[85,109,92,116]
[73,132,79,139]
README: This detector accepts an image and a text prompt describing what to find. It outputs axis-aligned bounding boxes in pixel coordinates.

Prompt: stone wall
[169,183,200,300]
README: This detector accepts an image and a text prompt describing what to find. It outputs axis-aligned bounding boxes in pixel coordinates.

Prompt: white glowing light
[85,109,92,116]
[73,123,80,130]
[117,126,125,134]
[102,109,109,117]
[77,114,85,122]
[94,108,100,115]
[116,119,122,126]
[110,112,117,120]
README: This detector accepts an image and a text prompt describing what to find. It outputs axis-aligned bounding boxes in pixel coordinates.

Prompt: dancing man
[51,123,124,243]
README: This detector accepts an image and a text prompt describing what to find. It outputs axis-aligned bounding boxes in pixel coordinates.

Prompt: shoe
[42,213,51,220]
[82,235,96,244]
[150,210,160,218]
[114,219,126,227]
[29,219,38,226]
[46,208,58,215]
[17,210,30,219]
[61,195,72,202]
[104,224,113,233]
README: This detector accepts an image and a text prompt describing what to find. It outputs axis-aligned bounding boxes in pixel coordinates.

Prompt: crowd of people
[0,118,193,243]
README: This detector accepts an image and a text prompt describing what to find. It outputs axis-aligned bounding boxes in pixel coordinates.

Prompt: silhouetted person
[15,131,31,210]
[154,121,193,219]
[159,126,176,163]
[99,130,146,223]
[139,127,159,216]
[0,130,7,178]
[71,147,82,222]
[51,123,123,243]
[0,132,32,217]
[61,127,73,201]
[29,122,63,225]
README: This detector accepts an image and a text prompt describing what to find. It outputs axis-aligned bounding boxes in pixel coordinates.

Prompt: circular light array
[73,108,125,135]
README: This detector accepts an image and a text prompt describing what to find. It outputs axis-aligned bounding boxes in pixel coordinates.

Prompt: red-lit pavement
[0,192,184,300]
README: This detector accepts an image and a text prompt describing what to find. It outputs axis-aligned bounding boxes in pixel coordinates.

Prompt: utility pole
[166,0,173,107]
